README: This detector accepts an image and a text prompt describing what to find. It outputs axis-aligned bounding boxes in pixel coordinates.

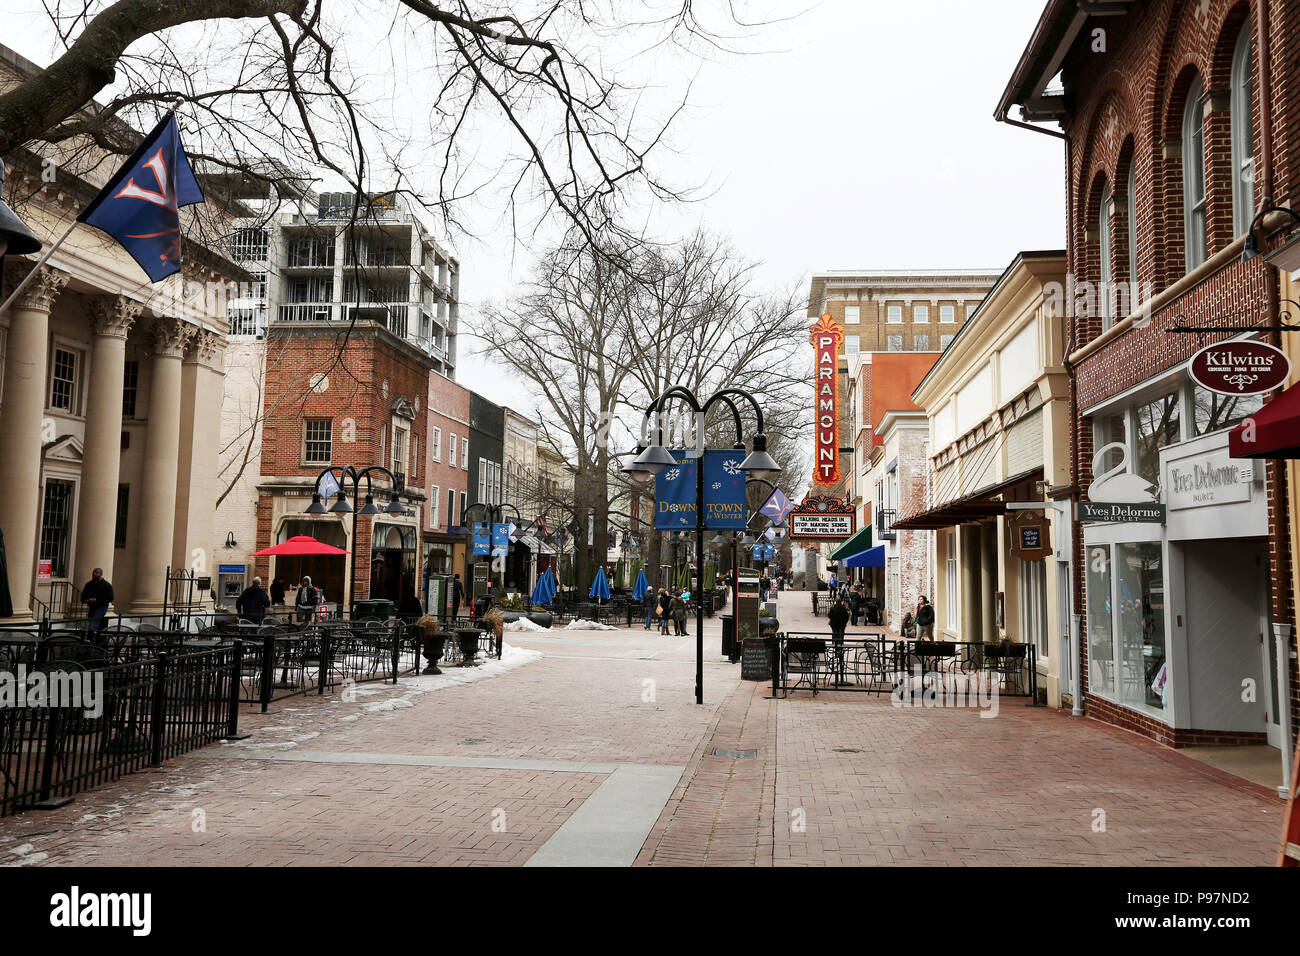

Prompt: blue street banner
[473,523,490,556]
[654,450,747,531]
[77,114,205,282]
[491,523,509,557]
[758,486,795,524]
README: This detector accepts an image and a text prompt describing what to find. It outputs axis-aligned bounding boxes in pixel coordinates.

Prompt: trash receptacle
[720,613,735,660]
[353,598,394,620]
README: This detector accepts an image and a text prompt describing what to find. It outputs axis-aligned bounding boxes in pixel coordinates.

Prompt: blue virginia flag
[77,114,204,281]
[758,487,795,524]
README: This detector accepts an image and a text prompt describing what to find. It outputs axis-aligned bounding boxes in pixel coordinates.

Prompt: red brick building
[1000,0,1298,775]
[253,322,431,609]
[423,370,470,593]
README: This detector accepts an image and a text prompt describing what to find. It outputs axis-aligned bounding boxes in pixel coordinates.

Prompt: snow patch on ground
[4,844,49,867]
[564,619,620,631]
[504,617,549,632]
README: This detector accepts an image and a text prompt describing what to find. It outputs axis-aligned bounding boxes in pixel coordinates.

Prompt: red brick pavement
[0,590,1284,866]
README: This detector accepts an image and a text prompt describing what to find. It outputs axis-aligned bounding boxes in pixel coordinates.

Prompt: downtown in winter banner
[654,449,747,530]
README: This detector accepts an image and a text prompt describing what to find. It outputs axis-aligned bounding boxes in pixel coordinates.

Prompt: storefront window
[1134,391,1179,491]
[1192,386,1263,436]
[1086,546,1114,696]
[1115,542,1166,711]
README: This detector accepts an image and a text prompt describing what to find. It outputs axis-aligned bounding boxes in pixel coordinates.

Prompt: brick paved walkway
[0,589,1283,866]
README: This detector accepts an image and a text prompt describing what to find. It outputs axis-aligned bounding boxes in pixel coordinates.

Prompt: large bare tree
[476,227,809,591]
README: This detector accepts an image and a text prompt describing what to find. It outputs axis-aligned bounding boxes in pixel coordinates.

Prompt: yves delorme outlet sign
[1075,501,1167,523]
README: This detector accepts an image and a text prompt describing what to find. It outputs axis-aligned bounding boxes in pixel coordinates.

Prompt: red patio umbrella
[251,535,350,556]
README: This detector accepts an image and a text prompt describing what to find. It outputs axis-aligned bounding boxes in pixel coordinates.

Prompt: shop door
[1183,539,1272,740]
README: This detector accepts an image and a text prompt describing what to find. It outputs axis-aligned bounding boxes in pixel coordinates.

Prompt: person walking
[670,589,687,637]
[450,572,465,619]
[827,596,850,683]
[915,595,935,639]
[295,575,321,624]
[759,572,770,602]
[269,576,287,606]
[849,585,863,626]
[641,586,657,630]
[236,576,271,624]
[657,587,673,636]
[82,567,113,634]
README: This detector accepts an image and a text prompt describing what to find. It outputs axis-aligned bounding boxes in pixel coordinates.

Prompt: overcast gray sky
[2,0,1064,415]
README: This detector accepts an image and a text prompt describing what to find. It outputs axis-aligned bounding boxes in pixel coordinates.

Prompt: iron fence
[1,646,241,817]
[769,632,1041,701]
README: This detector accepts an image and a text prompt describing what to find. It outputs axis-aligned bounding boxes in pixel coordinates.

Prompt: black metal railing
[769,632,1040,701]
[876,508,897,541]
[1,646,241,817]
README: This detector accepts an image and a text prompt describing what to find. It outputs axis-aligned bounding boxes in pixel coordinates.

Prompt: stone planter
[422,631,451,674]
[759,616,779,637]
[455,628,482,666]
[527,611,553,628]
[499,611,522,624]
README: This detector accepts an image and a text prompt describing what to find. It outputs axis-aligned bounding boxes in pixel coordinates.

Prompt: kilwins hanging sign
[810,314,843,486]
[1189,340,1290,396]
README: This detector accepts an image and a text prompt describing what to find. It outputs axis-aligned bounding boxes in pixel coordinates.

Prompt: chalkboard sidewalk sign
[741,637,771,681]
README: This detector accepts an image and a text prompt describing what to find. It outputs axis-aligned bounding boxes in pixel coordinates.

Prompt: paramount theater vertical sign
[811,314,843,486]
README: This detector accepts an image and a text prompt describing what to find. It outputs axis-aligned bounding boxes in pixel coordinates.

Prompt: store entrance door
[1183,538,1274,742]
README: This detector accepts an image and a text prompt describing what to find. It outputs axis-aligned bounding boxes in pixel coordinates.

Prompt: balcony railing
[877,508,897,541]
[278,304,334,322]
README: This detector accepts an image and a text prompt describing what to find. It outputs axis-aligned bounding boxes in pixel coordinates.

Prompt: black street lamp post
[304,464,406,616]
[461,501,522,597]
[621,386,780,705]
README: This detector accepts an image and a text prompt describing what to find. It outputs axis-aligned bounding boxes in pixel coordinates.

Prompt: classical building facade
[0,44,241,619]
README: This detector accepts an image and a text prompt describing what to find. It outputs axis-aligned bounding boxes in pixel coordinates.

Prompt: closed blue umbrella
[544,566,558,603]
[589,565,611,603]
[632,568,649,600]
[529,574,549,607]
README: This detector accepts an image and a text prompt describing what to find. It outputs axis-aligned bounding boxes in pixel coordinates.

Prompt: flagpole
[0,99,186,317]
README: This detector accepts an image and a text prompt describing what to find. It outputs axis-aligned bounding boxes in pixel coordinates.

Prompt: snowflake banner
[654,449,748,530]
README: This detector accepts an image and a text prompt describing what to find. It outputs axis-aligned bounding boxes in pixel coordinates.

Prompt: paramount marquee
[810,314,843,486]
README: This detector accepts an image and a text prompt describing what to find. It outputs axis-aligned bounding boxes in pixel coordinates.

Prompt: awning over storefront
[515,534,557,555]
[892,466,1044,530]
[1229,384,1300,458]
[843,545,885,568]
[828,525,873,560]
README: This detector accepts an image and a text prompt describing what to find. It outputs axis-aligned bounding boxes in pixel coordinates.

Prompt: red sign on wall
[810,314,843,486]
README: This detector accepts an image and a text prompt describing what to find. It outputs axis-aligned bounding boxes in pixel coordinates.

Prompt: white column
[171,330,225,592]
[0,265,71,618]
[130,318,194,613]
[72,296,141,593]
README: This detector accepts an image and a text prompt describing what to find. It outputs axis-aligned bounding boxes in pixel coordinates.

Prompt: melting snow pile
[564,618,620,631]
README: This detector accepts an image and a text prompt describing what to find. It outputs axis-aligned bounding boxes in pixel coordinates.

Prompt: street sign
[788,494,856,540]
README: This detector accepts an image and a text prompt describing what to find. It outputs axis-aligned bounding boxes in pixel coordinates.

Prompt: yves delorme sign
[654,449,747,531]
[1075,501,1166,523]
[1165,448,1252,510]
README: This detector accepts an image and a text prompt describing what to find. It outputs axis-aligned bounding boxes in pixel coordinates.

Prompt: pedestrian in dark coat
[642,588,657,630]
[827,597,849,647]
[657,588,672,636]
[295,576,321,624]
[915,596,935,639]
[237,577,272,624]
[82,568,114,634]
[269,576,287,606]
[670,591,687,636]
[451,573,465,618]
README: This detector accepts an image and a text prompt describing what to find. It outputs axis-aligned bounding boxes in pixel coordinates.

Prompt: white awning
[515,534,556,555]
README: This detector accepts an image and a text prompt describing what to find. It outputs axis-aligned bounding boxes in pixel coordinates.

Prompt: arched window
[1182,74,1207,270]
[1099,181,1114,330]
[1231,23,1255,237]
[1127,163,1138,288]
